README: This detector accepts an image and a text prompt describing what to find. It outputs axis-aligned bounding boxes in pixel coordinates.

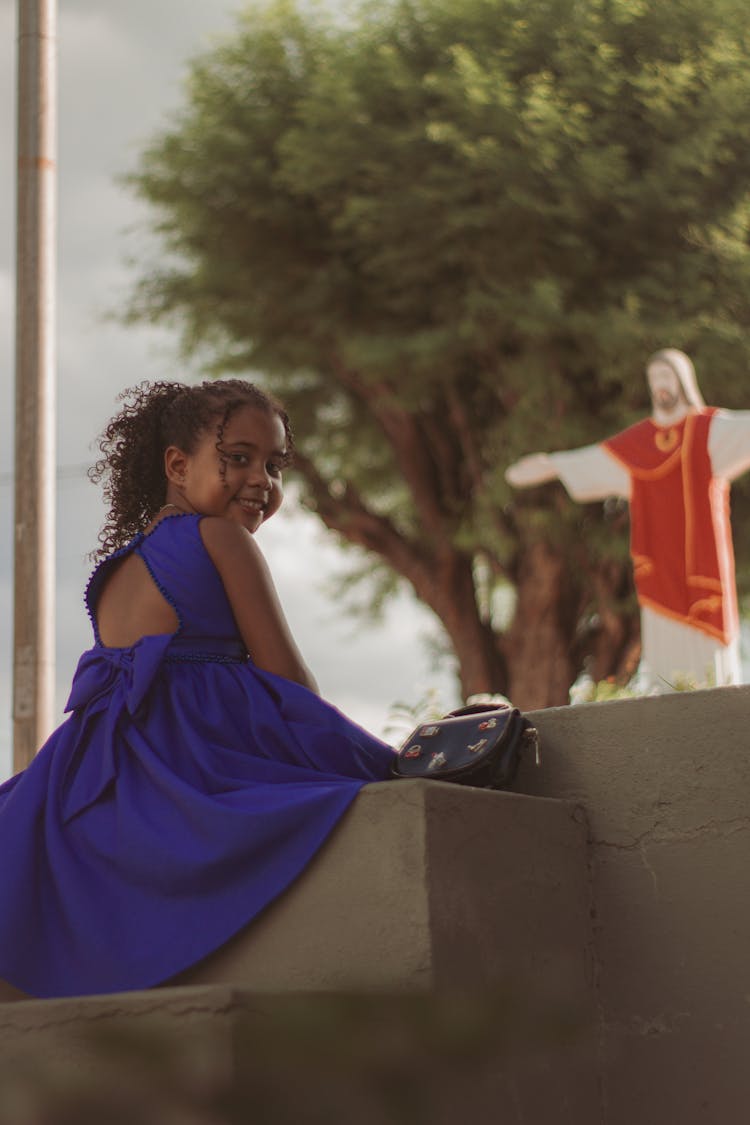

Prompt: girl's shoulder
[196,515,255,550]
[196,517,269,579]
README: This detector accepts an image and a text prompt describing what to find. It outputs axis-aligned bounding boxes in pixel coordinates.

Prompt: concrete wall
[518,684,750,1123]
[1,685,749,1122]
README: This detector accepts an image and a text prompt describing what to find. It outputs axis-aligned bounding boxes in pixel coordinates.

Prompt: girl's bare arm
[199,517,319,693]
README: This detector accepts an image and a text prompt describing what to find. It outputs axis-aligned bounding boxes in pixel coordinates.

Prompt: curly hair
[89,379,294,559]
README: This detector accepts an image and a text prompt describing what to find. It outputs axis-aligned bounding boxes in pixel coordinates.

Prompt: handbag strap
[446,702,511,718]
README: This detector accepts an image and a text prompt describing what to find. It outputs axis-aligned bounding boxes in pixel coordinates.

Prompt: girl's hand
[199,517,319,693]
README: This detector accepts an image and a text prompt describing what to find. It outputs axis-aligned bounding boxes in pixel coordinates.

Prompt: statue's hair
[88,379,293,559]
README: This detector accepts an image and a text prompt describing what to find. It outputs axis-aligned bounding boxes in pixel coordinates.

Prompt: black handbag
[390,703,540,790]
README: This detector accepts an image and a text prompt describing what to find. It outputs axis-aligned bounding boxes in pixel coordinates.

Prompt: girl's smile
[164,404,288,532]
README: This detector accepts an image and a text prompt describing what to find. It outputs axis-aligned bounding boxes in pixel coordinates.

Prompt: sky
[0,0,459,781]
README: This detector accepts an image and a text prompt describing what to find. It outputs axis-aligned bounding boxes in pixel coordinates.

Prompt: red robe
[603,409,738,644]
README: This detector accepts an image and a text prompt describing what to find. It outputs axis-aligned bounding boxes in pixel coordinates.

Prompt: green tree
[126,0,750,708]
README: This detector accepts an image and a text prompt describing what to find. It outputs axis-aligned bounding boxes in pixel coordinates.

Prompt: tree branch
[445,384,485,496]
[328,358,455,540]
[291,450,435,592]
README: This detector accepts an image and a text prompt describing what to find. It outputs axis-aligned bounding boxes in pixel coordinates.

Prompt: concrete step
[0,781,599,1122]
[176,780,593,1000]
[0,983,599,1124]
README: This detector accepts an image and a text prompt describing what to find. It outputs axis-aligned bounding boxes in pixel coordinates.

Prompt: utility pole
[13,0,57,771]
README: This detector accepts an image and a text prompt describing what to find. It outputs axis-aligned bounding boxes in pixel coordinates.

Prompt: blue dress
[0,514,394,998]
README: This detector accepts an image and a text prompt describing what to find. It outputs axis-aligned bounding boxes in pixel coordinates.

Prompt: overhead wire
[0,463,91,485]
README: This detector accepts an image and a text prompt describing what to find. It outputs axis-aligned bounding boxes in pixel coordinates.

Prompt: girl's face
[165,404,287,533]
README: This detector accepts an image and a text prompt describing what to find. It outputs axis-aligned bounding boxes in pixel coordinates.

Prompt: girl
[0,380,395,1000]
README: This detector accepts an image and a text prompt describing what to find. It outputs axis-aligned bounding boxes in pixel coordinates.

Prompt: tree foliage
[127,0,750,707]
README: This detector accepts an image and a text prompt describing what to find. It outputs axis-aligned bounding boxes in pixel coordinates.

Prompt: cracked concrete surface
[517,684,750,1123]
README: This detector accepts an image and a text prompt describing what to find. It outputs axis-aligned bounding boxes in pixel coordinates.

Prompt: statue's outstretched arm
[507,444,629,502]
[709,409,750,481]
[505,452,559,489]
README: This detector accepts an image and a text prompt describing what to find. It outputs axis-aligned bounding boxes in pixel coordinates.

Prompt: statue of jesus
[505,349,750,691]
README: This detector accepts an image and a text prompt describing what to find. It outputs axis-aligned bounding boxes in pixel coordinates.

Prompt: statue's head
[646,349,705,415]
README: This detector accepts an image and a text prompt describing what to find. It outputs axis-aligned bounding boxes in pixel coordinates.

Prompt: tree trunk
[416,549,507,702]
[502,541,577,710]
[583,560,641,685]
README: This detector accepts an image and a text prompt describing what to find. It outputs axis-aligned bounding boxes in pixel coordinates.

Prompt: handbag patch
[467,739,488,753]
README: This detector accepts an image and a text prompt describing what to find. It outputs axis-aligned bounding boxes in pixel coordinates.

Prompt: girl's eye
[224,452,282,476]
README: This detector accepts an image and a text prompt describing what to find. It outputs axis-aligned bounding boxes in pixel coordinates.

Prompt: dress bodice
[65,514,247,755]
[85,513,240,646]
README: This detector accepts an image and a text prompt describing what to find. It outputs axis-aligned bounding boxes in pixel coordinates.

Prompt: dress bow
[60,633,173,823]
[64,633,174,718]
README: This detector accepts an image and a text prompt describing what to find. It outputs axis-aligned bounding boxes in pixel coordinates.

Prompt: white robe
[549,410,750,691]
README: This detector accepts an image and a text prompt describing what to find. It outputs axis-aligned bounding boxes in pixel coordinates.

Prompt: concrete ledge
[0,783,599,1121]
[177,780,593,1008]
[520,684,750,839]
[0,984,599,1124]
